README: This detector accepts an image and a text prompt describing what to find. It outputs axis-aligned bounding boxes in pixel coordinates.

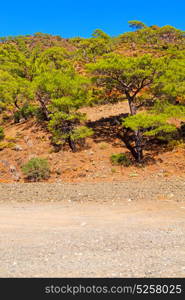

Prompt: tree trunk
[14,99,20,110]
[124,98,144,162]
[134,129,143,163]
[119,131,138,160]
[36,93,50,121]
[39,98,50,121]
[128,99,137,116]
[68,137,77,152]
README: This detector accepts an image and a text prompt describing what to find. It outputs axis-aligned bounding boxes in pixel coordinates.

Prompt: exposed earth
[0,178,185,278]
[1,102,185,278]
[1,101,185,184]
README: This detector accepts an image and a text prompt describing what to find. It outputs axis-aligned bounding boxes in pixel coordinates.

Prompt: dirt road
[0,198,185,277]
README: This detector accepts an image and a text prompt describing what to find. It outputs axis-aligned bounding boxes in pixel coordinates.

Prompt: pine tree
[88,53,185,162]
[128,20,147,30]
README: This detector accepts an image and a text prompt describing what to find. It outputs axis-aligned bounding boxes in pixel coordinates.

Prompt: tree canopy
[88,52,185,161]
[0,23,185,162]
[128,20,147,30]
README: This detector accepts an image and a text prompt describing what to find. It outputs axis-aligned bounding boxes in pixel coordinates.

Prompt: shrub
[1,113,12,122]
[21,158,50,181]
[35,107,48,122]
[13,104,38,123]
[5,136,17,142]
[0,142,15,150]
[167,139,185,150]
[180,122,185,136]
[111,167,116,173]
[0,126,5,140]
[99,142,108,150]
[110,153,132,167]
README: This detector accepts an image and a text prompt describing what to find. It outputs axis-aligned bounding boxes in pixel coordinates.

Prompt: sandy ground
[0,197,185,277]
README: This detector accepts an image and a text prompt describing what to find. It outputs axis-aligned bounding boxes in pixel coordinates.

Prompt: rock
[88,151,94,155]
[9,165,16,173]
[27,140,33,147]
[79,173,86,177]
[24,136,33,147]
[19,118,25,123]
[9,165,20,181]
[13,145,23,151]
[81,222,87,227]
[56,169,62,175]
[168,193,174,198]
[12,173,21,181]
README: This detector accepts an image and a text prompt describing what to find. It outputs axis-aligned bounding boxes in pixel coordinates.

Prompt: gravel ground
[0,177,185,278]
[1,176,185,203]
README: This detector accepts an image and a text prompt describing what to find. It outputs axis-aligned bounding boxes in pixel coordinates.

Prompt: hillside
[1,22,185,183]
[1,101,185,183]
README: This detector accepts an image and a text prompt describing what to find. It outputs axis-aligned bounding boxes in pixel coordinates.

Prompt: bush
[0,126,5,140]
[110,153,132,167]
[0,141,15,150]
[99,142,108,150]
[167,139,185,150]
[1,113,12,122]
[21,158,50,181]
[35,107,48,122]
[13,104,38,123]
[180,122,185,137]
[5,136,17,142]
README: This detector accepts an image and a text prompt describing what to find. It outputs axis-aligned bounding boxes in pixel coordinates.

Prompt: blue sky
[0,0,184,37]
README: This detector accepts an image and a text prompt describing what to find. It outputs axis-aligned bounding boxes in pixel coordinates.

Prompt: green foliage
[0,44,28,77]
[87,53,163,106]
[70,126,94,141]
[151,101,185,118]
[88,53,162,87]
[34,47,71,74]
[88,50,185,161]
[0,126,5,140]
[48,111,93,146]
[28,47,92,150]
[92,29,110,40]
[74,35,114,62]
[111,167,116,173]
[167,139,185,150]
[21,158,50,181]
[5,136,17,142]
[34,32,51,38]
[99,142,108,149]
[119,24,185,50]
[0,69,34,116]
[13,104,38,122]
[152,58,185,101]
[0,141,15,150]
[31,66,93,149]
[0,70,20,109]
[34,70,89,105]
[128,20,147,30]
[110,153,132,166]
[123,112,177,136]
[0,26,185,162]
